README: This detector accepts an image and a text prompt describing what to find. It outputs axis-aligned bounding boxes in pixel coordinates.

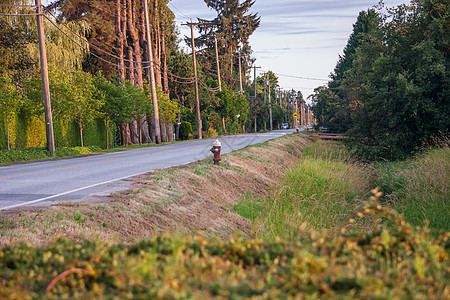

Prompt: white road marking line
[0,171,147,211]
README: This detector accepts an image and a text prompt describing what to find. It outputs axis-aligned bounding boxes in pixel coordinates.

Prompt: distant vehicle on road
[306,124,314,129]
[282,123,289,129]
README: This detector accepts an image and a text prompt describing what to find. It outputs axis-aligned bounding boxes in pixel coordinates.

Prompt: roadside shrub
[208,127,219,137]
[180,122,192,140]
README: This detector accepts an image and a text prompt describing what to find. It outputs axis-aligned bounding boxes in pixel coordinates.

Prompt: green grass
[234,140,371,240]
[232,191,264,222]
[371,146,450,232]
[234,139,449,240]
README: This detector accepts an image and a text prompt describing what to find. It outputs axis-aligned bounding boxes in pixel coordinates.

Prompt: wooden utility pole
[263,73,267,104]
[238,50,243,93]
[252,65,261,97]
[35,0,55,155]
[301,102,305,127]
[182,21,202,139]
[214,34,222,91]
[268,78,273,131]
[143,0,161,144]
[252,66,261,133]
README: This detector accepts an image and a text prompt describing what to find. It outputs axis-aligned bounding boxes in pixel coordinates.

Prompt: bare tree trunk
[167,122,174,141]
[115,0,125,82]
[126,0,151,144]
[125,0,137,146]
[79,120,84,147]
[129,0,143,87]
[105,119,110,149]
[130,119,139,144]
[148,114,155,143]
[140,5,149,83]
[153,0,162,88]
[160,121,168,142]
[160,4,169,94]
[230,46,233,83]
[121,122,132,146]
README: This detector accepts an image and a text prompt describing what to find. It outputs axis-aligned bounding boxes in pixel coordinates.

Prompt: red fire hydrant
[210,139,222,165]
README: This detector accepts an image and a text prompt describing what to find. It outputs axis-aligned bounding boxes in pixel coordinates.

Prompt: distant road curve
[0,129,300,211]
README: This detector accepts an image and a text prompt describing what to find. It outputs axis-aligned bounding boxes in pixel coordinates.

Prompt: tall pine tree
[190,0,260,88]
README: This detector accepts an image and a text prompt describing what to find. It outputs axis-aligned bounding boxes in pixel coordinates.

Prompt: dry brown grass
[0,134,312,245]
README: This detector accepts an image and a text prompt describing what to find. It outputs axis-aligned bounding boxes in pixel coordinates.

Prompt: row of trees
[311,0,449,160]
[1,0,301,150]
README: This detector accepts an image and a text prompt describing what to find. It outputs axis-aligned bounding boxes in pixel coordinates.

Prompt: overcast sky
[170,0,411,100]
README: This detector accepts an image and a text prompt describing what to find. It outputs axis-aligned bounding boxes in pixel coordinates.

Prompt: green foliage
[0,3,36,85]
[215,84,249,133]
[312,0,450,160]
[371,144,450,232]
[95,76,144,125]
[179,122,192,140]
[145,85,178,123]
[0,73,22,149]
[0,203,448,298]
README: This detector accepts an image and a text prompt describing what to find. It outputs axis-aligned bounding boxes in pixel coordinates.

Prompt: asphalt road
[0,129,298,211]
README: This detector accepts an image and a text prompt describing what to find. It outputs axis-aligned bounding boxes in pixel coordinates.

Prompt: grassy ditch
[234,140,373,240]
[234,139,450,240]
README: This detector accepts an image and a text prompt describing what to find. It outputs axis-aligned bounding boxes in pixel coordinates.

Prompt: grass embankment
[0,134,311,244]
[0,136,448,298]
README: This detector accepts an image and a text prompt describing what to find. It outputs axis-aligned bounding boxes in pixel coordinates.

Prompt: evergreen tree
[191,0,260,88]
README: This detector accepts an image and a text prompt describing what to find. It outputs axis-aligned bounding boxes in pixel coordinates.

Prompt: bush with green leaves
[0,201,448,299]
[180,121,192,140]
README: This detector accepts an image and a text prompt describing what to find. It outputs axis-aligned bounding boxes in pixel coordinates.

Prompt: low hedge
[0,146,101,165]
[0,202,448,299]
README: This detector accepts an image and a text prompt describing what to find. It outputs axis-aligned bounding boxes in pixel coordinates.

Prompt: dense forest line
[0,0,301,150]
[311,0,449,160]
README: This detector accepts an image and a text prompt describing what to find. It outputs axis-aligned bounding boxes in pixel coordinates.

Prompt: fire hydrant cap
[213,139,221,147]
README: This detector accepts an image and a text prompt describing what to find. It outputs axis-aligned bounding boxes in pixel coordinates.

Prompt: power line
[260,69,328,82]
[44,9,153,65]
[168,3,192,20]
[44,9,197,81]
[0,3,39,8]
[0,12,42,16]
[44,15,150,71]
